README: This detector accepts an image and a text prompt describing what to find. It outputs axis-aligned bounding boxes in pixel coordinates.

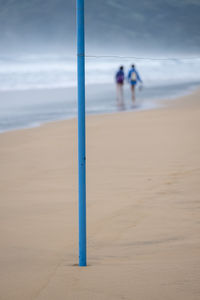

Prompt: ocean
[0,54,199,133]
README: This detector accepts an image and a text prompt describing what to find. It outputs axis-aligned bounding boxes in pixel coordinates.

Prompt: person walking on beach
[115,66,125,107]
[128,64,142,104]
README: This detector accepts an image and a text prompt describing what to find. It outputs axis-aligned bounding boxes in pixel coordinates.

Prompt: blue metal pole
[77,0,87,267]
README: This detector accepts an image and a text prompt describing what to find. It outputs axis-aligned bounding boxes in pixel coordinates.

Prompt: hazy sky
[0,0,199,55]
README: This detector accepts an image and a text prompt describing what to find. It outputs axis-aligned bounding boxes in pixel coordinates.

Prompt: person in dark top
[115,66,125,107]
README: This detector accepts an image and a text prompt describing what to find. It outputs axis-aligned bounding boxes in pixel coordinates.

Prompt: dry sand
[0,90,200,300]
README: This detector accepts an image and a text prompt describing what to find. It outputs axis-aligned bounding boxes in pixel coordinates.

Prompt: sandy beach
[0,90,200,300]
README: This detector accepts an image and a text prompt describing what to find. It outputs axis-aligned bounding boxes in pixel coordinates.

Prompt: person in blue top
[115,66,125,107]
[128,64,143,104]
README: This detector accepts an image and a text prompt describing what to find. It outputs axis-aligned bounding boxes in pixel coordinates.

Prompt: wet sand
[0,90,200,299]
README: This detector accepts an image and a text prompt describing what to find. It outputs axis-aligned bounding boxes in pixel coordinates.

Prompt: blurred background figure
[115,66,125,107]
[128,64,143,104]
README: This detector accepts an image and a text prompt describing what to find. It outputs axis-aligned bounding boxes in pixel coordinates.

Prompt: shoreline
[0,82,199,135]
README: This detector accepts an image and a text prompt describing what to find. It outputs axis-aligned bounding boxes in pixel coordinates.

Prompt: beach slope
[0,91,200,299]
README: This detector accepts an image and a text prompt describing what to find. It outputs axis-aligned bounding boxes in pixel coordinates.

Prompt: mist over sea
[1,54,200,91]
[0,54,200,133]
